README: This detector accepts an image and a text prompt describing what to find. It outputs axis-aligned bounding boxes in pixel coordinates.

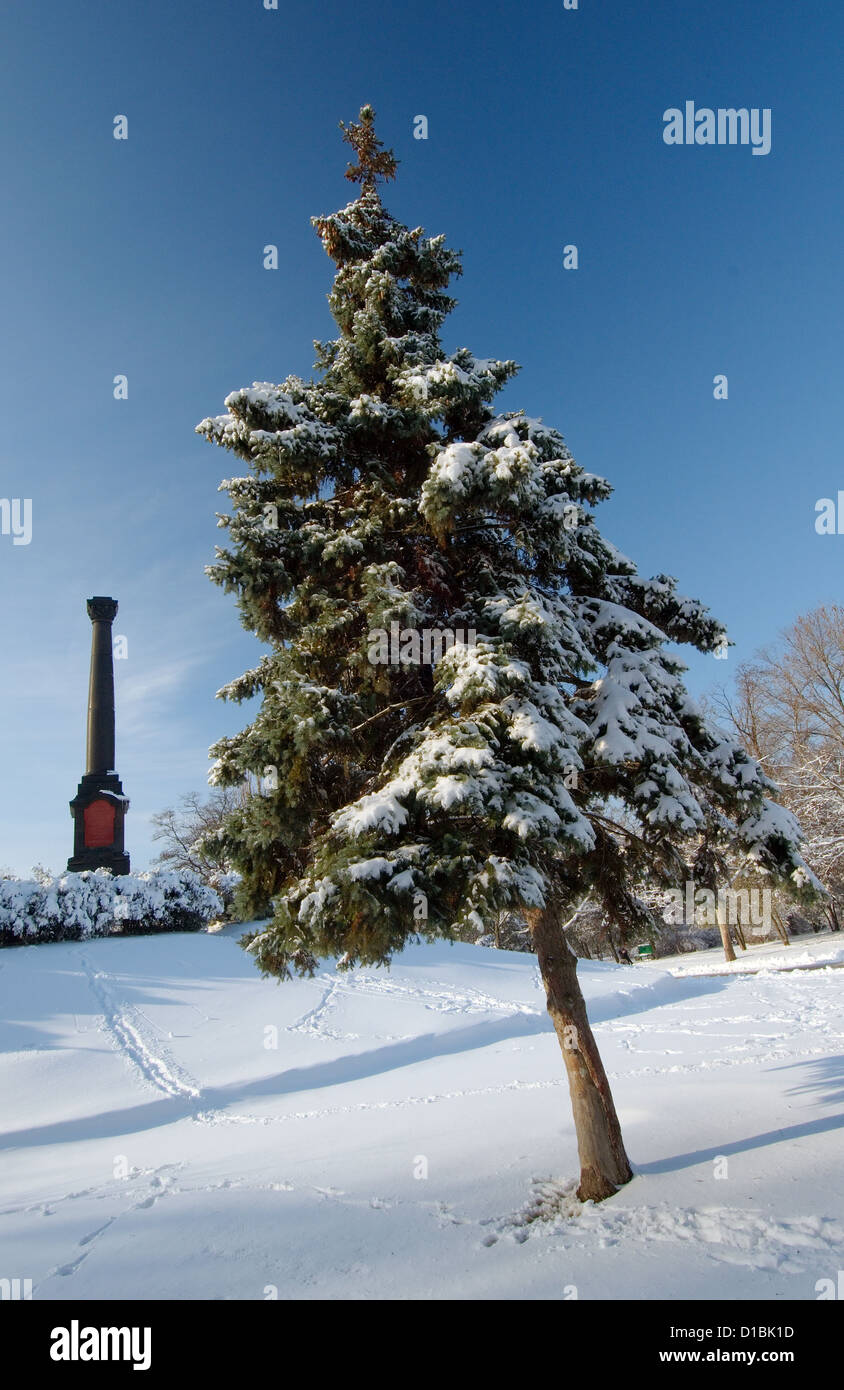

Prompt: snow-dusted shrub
[786,911,825,937]
[0,877,48,943]
[0,869,222,946]
[208,869,242,919]
[474,908,534,952]
[113,870,224,935]
[653,925,721,956]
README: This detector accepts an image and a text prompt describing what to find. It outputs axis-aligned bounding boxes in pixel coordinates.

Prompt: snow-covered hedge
[0,869,223,947]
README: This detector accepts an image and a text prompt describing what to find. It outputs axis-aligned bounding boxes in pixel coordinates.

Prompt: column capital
[87,596,118,623]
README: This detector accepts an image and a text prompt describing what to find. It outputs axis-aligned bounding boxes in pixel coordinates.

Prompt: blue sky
[1,0,842,875]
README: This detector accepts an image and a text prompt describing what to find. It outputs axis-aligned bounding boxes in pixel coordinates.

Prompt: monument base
[68,771,131,876]
[67,849,131,875]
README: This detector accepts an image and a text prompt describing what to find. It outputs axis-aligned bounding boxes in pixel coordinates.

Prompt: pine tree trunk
[527,902,633,1203]
[716,900,736,962]
[602,924,620,963]
[772,905,790,946]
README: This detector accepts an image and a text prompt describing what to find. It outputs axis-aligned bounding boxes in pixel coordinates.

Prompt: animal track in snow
[81,957,202,1101]
[285,977,357,1040]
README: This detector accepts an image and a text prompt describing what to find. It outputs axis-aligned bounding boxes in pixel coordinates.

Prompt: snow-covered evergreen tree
[197,107,816,1201]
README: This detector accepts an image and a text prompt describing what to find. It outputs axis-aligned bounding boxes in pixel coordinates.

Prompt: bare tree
[151,783,253,882]
[714,604,844,930]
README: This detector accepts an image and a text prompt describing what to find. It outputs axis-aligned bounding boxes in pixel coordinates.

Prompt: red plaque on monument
[84,798,116,849]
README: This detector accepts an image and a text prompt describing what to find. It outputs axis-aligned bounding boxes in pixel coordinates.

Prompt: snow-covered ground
[1,927,843,1300]
[655,932,844,978]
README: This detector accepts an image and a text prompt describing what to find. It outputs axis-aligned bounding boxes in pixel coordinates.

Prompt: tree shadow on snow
[772,1053,844,1108]
[1,1011,553,1151]
[620,1013,844,1178]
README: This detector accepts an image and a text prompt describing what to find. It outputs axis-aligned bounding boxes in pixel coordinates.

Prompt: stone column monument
[67,596,130,874]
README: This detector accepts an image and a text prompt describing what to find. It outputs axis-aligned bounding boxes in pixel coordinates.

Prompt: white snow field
[1,927,843,1301]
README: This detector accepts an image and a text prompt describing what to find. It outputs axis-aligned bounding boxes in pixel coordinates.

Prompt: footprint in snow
[79,1219,115,1246]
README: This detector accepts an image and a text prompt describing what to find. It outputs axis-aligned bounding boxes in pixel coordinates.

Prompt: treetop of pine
[339,104,398,195]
